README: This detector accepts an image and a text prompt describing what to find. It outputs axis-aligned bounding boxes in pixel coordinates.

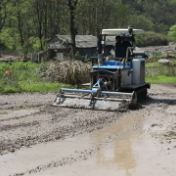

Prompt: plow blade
[53,88,137,111]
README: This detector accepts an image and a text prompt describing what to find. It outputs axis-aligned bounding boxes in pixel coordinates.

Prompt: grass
[0,60,175,94]
[19,82,73,92]
[146,62,164,68]
[146,61,176,83]
[146,76,176,83]
[0,61,73,94]
[149,53,167,59]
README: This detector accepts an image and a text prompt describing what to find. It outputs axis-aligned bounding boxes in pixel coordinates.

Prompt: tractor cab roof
[102,29,145,36]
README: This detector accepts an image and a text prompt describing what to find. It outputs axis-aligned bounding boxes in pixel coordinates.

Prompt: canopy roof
[102,29,145,35]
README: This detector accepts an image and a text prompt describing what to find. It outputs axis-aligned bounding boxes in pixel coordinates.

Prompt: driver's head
[115,36,121,41]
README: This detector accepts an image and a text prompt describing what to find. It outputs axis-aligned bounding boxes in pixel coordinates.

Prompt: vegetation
[42,60,91,85]
[146,76,176,84]
[0,59,176,94]
[1,0,176,55]
[146,61,176,83]
[135,31,168,47]
[168,24,176,42]
[149,53,167,60]
[0,0,176,94]
[0,61,73,94]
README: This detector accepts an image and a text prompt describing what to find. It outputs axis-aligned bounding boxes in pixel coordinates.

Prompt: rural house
[47,35,115,59]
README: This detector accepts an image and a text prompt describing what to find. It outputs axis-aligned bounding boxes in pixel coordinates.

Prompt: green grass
[146,62,164,68]
[149,53,167,59]
[1,61,176,94]
[146,61,176,81]
[0,61,74,94]
[146,76,176,83]
[146,59,176,83]
[19,82,73,92]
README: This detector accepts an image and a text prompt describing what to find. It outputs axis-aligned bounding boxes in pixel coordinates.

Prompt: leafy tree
[168,24,176,42]
[0,0,8,33]
[1,0,176,54]
[128,14,154,31]
[30,0,48,50]
[1,27,20,50]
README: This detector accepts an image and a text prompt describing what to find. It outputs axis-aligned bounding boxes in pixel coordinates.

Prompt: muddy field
[0,84,176,176]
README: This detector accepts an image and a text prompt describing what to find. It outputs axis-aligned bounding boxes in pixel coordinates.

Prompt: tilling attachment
[53,88,137,111]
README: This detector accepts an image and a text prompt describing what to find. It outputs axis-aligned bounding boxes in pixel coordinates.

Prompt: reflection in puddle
[96,137,136,176]
[91,112,144,176]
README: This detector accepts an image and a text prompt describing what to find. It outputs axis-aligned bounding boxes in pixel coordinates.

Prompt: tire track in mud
[12,147,99,176]
[0,92,56,110]
[0,121,39,131]
[11,110,145,176]
[1,85,176,176]
[0,111,41,122]
[0,106,122,155]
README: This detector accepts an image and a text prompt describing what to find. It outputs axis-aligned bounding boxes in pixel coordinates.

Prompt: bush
[128,15,154,31]
[42,60,91,85]
[168,24,176,42]
[135,31,169,47]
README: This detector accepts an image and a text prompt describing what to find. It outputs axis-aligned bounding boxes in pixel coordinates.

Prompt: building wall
[77,48,97,57]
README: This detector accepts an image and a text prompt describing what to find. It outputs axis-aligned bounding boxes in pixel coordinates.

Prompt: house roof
[55,35,98,48]
[49,35,115,48]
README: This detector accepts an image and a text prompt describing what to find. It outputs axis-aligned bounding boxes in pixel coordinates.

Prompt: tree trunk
[68,0,78,59]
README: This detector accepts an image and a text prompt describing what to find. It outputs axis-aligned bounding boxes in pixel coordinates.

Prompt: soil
[0,84,176,176]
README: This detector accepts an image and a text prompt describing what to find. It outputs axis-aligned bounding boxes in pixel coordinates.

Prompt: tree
[168,24,176,42]
[0,0,8,33]
[68,0,78,58]
[31,0,48,50]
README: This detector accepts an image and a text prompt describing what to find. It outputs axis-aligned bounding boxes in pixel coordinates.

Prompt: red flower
[5,70,11,74]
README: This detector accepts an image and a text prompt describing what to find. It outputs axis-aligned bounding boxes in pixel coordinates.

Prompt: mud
[0,84,176,176]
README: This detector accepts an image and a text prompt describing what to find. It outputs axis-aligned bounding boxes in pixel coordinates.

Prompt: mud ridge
[0,121,39,132]
[0,108,122,155]
[0,111,42,122]
[11,110,143,176]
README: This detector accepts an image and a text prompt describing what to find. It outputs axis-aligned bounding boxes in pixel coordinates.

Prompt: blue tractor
[54,27,150,110]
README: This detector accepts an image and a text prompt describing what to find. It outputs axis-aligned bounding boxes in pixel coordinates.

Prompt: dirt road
[0,84,176,176]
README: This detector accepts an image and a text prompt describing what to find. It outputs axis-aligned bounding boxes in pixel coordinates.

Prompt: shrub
[168,24,176,42]
[43,60,91,85]
[135,31,168,47]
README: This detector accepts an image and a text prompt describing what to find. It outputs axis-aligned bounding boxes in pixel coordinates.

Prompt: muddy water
[25,108,176,176]
[0,84,176,176]
[0,110,168,176]
[0,111,142,176]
